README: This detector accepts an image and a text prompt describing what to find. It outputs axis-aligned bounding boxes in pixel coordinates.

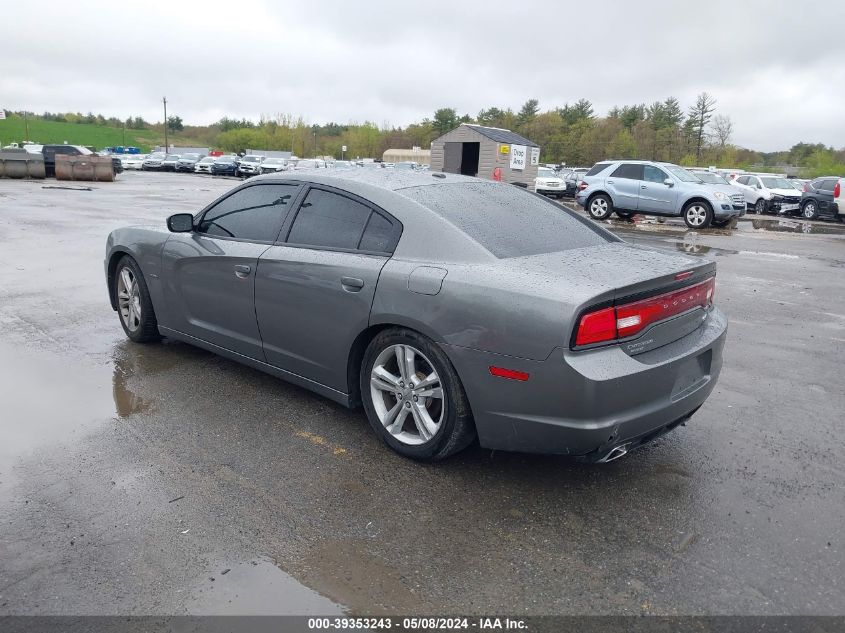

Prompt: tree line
[5,98,844,177]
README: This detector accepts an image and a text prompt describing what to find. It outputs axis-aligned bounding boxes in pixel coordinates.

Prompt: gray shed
[430,123,540,185]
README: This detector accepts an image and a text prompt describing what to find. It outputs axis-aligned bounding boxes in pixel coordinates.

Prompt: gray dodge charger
[105,170,726,462]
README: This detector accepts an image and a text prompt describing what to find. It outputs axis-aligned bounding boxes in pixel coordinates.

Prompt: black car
[562,168,588,197]
[210,158,239,176]
[800,177,840,220]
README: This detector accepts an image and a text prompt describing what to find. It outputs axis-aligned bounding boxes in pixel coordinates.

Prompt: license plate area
[670,349,712,401]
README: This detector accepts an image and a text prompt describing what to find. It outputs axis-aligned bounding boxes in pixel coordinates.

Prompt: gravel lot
[0,172,843,616]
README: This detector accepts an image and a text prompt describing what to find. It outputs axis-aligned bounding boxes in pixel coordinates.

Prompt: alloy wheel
[590,198,609,218]
[117,267,142,332]
[369,344,444,446]
[686,205,707,227]
[803,203,816,219]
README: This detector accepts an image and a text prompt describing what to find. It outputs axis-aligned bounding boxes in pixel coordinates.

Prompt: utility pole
[122,119,126,148]
[24,110,29,142]
[163,96,168,152]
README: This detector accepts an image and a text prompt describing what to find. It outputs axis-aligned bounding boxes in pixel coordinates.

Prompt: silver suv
[575,160,746,229]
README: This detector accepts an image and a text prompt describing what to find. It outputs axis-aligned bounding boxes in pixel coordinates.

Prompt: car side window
[196,184,298,242]
[736,176,747,185]
[643,165,667,183]
[286,188,374,251]
[820,179,836,191]
[358,211,401,253]
[610,163,644,180]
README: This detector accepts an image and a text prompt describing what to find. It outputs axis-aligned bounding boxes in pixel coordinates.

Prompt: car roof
[251,168,479,192]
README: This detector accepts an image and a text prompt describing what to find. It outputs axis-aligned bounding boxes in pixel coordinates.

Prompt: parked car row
[572,159,844,229]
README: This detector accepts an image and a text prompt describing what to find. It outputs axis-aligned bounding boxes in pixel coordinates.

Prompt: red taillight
[574,306,617,346]
[578,181,589,191]
[574,277,715,348]
[803,183,809,192]
[489,366,530,381]
[835,181,841,198]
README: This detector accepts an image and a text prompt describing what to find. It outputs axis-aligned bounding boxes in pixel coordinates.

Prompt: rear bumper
[444,308,727,458]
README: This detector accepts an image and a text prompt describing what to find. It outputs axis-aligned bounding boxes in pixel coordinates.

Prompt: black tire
[801,200,819,220]
[615,210,635,219]
[360,328,475,461]
[683,200,713,229]
[587,194,614,220]
[114,255,160,343]
[754,198,767,215]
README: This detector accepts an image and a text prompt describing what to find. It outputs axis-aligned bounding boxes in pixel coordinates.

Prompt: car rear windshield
[400,182,612,259]
[584,162,612,177]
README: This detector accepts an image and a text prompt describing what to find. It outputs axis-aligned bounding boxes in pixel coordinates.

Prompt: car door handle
[234,264,252,278]
[341,276,364,291]
[641,185,647,189]
[607,180,614,185]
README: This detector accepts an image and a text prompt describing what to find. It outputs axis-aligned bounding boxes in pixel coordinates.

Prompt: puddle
[0,342,151,491]
[187,557,344,615]
[747,217,845,235]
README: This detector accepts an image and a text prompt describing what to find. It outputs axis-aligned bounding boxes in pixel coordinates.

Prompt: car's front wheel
[361,328,475,461]
[801,200,819,220]
[755,198,767,214]
[114,255,160,343]
[683,201,713,229]
[587,194,613,220]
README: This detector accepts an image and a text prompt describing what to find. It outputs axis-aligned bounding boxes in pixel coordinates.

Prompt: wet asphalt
[0,172,843,616]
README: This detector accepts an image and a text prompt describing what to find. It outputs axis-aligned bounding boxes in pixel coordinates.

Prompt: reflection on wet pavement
[0,342,115,490]
[0,340,166,490]
[187,557,343,615]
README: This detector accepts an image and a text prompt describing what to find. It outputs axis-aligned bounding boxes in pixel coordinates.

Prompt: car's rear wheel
[755,198,767,214]
[683,201,713,229]
[361,328,475,461]
[114,255,160,343]
[587,194,613,220]
[801,200,819,220]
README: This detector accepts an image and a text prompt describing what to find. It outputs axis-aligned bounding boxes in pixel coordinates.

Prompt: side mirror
[663,178,674,187]
[167,213,194,232]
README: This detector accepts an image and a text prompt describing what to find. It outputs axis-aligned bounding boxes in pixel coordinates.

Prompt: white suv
[534,167,565,198]
[730,174,802,215]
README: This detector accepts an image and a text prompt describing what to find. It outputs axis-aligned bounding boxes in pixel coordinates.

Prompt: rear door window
[358,212,401,253]
[286,188,373,250]
[197,184,299,242]
[820,179,837,191]
[610,163,644,180]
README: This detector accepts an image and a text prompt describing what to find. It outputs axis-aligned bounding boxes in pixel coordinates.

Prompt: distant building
[382,148,431,165]
[430,123,539,185]
[246,149,292,159]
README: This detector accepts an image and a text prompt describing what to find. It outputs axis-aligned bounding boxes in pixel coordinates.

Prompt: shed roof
[459,124,539,148]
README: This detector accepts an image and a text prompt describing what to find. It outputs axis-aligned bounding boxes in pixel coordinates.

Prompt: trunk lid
[516,242,715,355]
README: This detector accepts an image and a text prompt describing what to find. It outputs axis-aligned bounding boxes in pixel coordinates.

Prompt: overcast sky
[2,0,843,151]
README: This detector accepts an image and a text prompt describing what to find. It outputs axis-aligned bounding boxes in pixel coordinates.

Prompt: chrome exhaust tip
[598,443,630,463]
